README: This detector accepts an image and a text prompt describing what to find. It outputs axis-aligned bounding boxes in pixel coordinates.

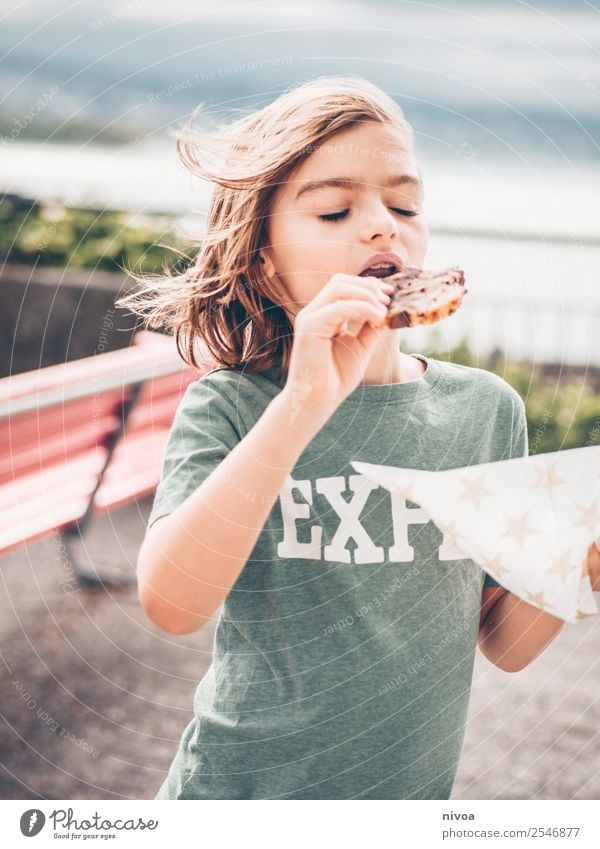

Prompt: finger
[585,543,600,592]
[299,300,388,336]
[312,285,390,314]
[344,315,380,336]
[312,277,393,309]
[350,316,385,351]
[332,320,385,375]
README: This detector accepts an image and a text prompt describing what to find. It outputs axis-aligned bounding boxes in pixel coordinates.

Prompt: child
[119,76,567,800]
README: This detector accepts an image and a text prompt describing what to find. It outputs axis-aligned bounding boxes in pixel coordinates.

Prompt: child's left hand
[585,540,600,591]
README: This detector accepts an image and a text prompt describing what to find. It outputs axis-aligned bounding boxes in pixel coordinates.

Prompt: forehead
[279,122,421,205]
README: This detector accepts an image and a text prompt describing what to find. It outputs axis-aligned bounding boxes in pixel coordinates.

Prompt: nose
[357,200,400,242]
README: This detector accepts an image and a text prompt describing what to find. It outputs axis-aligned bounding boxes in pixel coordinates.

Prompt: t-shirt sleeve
[146,376,242,532]
[483,391,529,589]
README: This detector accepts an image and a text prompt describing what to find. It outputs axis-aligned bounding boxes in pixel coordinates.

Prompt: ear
[257,247,277,279]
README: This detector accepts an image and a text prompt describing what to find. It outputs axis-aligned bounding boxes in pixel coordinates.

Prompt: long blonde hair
[116,76,414,378]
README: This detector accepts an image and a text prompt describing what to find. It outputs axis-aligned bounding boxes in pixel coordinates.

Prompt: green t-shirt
[148,354,527,800]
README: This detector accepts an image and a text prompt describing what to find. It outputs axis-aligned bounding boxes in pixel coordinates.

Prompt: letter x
[315,475,384,564]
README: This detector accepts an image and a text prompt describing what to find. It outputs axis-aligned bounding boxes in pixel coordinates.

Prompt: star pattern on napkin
[530,462,567,497]
[440,520,462,545]
[481,555,512,582]
[456,473,494,504]
[522,590,551,610]
[352,446,600,624]
[507,513,538,549]
[574,500,600,537]
[544,549,577,583]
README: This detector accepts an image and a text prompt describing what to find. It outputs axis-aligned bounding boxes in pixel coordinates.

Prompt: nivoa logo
[19,809,46,836]
[442,812,475,820]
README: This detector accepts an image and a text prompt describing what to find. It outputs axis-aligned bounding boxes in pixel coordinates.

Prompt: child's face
[261,121,429,317]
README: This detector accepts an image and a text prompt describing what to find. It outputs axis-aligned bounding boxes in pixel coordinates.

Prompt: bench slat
[0,451,107,510]
[0,389,128,444]
[0,330,214,556]
[0,331,184,404]
[94,428,171,511]
[0,498,95,555]
[0,412,122,484]
[0,451,108,553]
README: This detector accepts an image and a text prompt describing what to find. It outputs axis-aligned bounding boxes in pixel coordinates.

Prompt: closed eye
[318,208,419,222]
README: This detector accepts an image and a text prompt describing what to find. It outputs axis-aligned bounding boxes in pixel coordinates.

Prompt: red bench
[0,330,213,587]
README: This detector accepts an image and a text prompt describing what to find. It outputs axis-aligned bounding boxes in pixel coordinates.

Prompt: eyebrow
[294,174,423,201]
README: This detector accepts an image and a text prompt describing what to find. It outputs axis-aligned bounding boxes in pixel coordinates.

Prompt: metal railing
[402,293,600,367]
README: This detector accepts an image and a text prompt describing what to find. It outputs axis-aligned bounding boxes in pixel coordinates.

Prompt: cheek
[280,218,343,264]
[276,240,340,301]
[412,220,429,259]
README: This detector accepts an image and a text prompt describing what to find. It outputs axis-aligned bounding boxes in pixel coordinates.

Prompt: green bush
[423,339,600,453]
[0,195,187,274]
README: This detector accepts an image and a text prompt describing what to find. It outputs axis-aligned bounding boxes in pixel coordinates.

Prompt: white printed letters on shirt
[277,473,464,563]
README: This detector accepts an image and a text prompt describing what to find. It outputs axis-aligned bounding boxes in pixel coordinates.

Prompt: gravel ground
[1,498,599,800]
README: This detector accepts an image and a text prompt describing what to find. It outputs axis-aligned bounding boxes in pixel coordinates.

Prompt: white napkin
[352,446,600,624]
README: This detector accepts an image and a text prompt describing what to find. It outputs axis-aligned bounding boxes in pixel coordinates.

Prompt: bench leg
[56,382,145,590]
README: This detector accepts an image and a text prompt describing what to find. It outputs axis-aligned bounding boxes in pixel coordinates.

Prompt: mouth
[358,262,400,279]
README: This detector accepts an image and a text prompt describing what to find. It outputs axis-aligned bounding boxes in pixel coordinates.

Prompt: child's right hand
[282,273,394,421]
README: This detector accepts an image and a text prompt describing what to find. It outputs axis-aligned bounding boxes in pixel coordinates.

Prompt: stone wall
[0,264,148,377]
